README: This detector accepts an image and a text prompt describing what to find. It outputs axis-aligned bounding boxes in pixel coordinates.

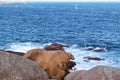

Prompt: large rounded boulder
[0,51,48,80]
[65,66,120,80]
[24,48,75,80]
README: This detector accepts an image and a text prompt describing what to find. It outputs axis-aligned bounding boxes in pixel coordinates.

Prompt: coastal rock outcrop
[83,56,105,62]
[0,51,48,80]
[43,43,69,51]
[65,66,120,80]
[24,48,75,80]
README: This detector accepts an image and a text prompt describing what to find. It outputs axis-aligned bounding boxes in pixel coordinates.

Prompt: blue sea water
[0,2,120,70]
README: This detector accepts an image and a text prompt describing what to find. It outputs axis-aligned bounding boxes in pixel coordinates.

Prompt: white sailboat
[75,4,78,9]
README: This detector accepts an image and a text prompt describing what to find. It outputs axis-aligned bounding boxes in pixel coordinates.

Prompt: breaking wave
[1,42,120,70]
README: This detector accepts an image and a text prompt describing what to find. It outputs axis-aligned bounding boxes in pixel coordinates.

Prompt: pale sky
[2,0,120,2]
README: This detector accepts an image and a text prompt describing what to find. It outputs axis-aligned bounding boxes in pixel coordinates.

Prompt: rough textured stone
[0,51,48,80]
[24,48,75,80]
[65,66,120,80]
[65,70,86,80]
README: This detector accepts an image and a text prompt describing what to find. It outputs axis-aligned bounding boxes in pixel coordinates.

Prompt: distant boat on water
[75,4,78,9]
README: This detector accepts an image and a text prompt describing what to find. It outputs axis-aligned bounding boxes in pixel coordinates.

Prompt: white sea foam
[4,42,120,70]
[5,42,42,53]
[65,45,119,70]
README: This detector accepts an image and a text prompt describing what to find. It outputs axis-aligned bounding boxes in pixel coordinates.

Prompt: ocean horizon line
[1,1,120,3]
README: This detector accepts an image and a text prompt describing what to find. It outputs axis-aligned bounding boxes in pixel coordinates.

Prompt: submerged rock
[82,46,107,52]
[0,51,48,80]
[83,56,105,62]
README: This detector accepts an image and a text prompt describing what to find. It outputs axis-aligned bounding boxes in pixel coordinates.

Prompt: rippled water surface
[0,2,120,70]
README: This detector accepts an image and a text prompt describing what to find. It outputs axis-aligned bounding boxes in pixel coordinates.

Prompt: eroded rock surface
[65,66,120,80]
[0,51,48,80]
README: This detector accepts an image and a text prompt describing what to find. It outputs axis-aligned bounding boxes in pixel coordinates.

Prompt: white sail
[75,4,78,9]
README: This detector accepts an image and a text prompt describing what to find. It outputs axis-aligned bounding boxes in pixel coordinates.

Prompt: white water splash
[5,42,41,52]
[4,42,120,70]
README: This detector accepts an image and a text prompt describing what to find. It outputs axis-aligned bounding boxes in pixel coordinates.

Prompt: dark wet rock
[0,51,48,80]
[66,61,76,69]
[83,56,105,62]
[43,43,69,51]
[65,66,120,80]
[64,61,76,77]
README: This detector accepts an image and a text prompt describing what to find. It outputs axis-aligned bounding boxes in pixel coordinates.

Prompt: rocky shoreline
[0,43,120,80]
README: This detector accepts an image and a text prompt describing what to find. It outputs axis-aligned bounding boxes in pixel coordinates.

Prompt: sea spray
[2,42,120,70]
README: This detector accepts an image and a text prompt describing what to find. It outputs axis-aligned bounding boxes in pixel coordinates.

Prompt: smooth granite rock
[0,51,48,80]
[65,66,120,80]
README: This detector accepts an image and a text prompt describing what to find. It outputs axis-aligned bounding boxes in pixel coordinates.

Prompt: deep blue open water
[0,2,120,70]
